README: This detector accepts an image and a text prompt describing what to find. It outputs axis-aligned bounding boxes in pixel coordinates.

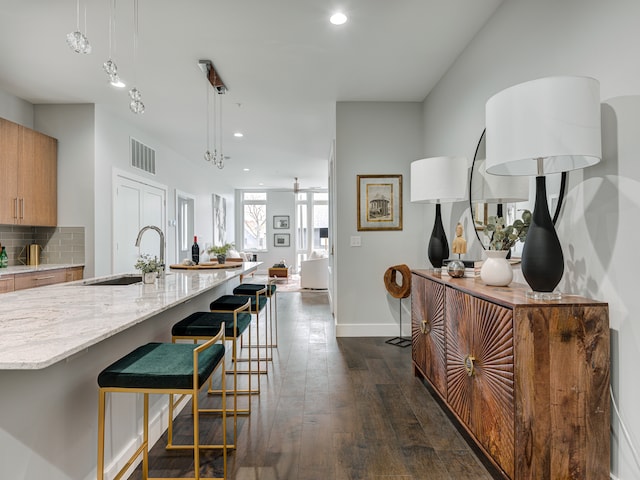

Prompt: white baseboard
[336,322,411,338]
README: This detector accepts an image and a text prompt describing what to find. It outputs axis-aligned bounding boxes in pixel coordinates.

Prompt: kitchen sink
[85,275,143,286]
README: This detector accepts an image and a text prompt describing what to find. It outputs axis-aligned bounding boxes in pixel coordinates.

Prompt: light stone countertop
[0,263,85,276]
[0,262,259,370]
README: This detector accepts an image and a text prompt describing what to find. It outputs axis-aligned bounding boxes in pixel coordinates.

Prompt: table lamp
[411,156,468,268]
[486,76,601,299]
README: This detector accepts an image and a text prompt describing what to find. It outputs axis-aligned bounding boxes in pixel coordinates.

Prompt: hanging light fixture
[102,0,124,88]
[198,59,227,169]
[128,0,144,114]
[66,0,92,54]
[293,177,300,193]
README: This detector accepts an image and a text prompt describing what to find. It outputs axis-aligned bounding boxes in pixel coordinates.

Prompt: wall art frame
[357,174,403,231]
[274,233,290,247]
[273,215,290,229]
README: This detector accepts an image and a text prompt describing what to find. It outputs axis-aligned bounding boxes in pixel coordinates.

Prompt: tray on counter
[169,262,242,270]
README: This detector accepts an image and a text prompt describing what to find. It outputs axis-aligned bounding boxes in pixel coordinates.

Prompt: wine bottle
[191,236,200,265]
[0,246,8,268]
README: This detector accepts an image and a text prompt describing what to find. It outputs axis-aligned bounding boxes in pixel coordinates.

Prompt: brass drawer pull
[463,355,476,377]
[35,275,55,281]
[420,319,431,334]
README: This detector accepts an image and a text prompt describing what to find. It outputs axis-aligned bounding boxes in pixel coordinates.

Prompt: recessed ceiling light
[243,168,250,172]
[330,12,347,25]
[110,78,126,88]
[258,182,264,186]
[233,132,244,138]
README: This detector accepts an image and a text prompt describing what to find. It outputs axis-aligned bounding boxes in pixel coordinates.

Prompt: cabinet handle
[420,319,431,334]
[35,275,55,281]
[20,198,24,219]
[463,354,476,377]
[14,198,18,219]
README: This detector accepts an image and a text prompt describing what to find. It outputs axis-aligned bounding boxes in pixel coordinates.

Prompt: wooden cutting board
[169,262,242,270]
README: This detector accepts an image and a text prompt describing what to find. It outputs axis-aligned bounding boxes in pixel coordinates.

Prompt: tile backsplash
[0,226,85,266]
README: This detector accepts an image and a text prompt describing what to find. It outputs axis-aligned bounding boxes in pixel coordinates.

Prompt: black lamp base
[428,203,449,268]
[521,176,564,297]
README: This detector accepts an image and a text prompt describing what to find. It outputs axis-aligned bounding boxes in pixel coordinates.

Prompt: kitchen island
[0,262,259,480]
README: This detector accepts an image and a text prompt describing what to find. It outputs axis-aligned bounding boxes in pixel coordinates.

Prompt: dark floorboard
[128,291,492,480]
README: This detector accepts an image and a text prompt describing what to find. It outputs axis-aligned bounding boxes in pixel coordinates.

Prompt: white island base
[0,264,258,480]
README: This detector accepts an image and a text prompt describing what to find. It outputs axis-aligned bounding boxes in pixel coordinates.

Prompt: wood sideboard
[411,269,610,480]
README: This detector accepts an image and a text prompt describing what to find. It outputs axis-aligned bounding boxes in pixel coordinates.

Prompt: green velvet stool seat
[97,327,228,480]
[233,280,278,361]
[172,305,253,438]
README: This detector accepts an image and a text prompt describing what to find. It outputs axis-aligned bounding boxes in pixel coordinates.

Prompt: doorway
[113,172,167,274]
[176,190,195,263]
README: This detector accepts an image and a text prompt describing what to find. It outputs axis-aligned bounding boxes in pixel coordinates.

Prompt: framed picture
[357,174,402,231]
[473,202,488,231]
[273,215,289,229]
[212,194,226,245]
[274,233,290,247]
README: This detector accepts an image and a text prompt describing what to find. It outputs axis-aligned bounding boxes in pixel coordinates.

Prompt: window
[241,192,267,251]
[295,191,328,270]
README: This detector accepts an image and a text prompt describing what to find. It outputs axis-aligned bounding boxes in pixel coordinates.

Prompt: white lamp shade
[485,76,602,176]
[410,156,468,203]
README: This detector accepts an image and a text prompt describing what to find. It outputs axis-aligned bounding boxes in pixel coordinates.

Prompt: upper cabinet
[0,117,57,226]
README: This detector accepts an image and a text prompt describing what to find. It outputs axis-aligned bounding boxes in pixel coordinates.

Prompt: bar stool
[171,299,251,444]
[97,326,227,480]
[210,294,269,383]
[232,278,278,361]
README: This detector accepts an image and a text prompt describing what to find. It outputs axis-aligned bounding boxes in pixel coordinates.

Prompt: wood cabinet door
[446,288,515,478]
[445,287,475,426]
[18,128,57,226]
[0,275,15,293]
[471,297,515,479]
[65,266,84,282]
[411,274,447,396]
[411,274,428,373]
[0,118,19,224]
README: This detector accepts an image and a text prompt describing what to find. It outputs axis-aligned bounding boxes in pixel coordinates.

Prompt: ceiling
[0,0,503,190]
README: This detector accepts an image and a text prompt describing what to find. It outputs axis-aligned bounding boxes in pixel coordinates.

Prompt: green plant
[207,242,235,256]
[134,254,161,273]
[486,210,531,250]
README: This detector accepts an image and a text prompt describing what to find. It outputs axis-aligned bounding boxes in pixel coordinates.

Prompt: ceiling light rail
[200,59,227,169]
[198,60,227,94]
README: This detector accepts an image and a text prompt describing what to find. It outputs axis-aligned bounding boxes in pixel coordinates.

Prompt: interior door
[176,191,195,263]
[113,174,166,274]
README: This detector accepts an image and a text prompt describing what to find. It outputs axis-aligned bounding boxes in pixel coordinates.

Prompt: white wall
[421,1,640,477]
[34,104,96,276]
[0,89,33,127]
[335,102,425,337]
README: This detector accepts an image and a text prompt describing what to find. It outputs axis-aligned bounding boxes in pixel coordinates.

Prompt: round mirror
[469,129,567,250]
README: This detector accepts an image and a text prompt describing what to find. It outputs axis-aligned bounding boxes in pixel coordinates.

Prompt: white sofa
[300,254,329,289]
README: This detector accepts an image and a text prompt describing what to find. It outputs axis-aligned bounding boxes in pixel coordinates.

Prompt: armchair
[300,252,328,289]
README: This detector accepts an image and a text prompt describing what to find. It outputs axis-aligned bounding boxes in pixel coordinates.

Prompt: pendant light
[128,0,144,114]
[66,0,92,54]
[102,0,125,88]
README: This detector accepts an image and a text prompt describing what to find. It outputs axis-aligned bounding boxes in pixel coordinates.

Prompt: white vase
[480,250,513,286]
[143,272,157,284]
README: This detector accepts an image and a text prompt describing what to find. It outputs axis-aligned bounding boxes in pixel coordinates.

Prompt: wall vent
[130,138,156,174]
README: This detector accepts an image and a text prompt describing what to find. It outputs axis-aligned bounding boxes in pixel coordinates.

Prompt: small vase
[480,250,513,287]
[216,254,226,264]
[143,272,157,284]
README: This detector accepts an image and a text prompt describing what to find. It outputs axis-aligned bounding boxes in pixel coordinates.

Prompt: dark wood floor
[129,291,492,480]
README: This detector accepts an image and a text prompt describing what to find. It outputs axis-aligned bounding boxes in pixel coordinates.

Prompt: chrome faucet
[135,225,166,277]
